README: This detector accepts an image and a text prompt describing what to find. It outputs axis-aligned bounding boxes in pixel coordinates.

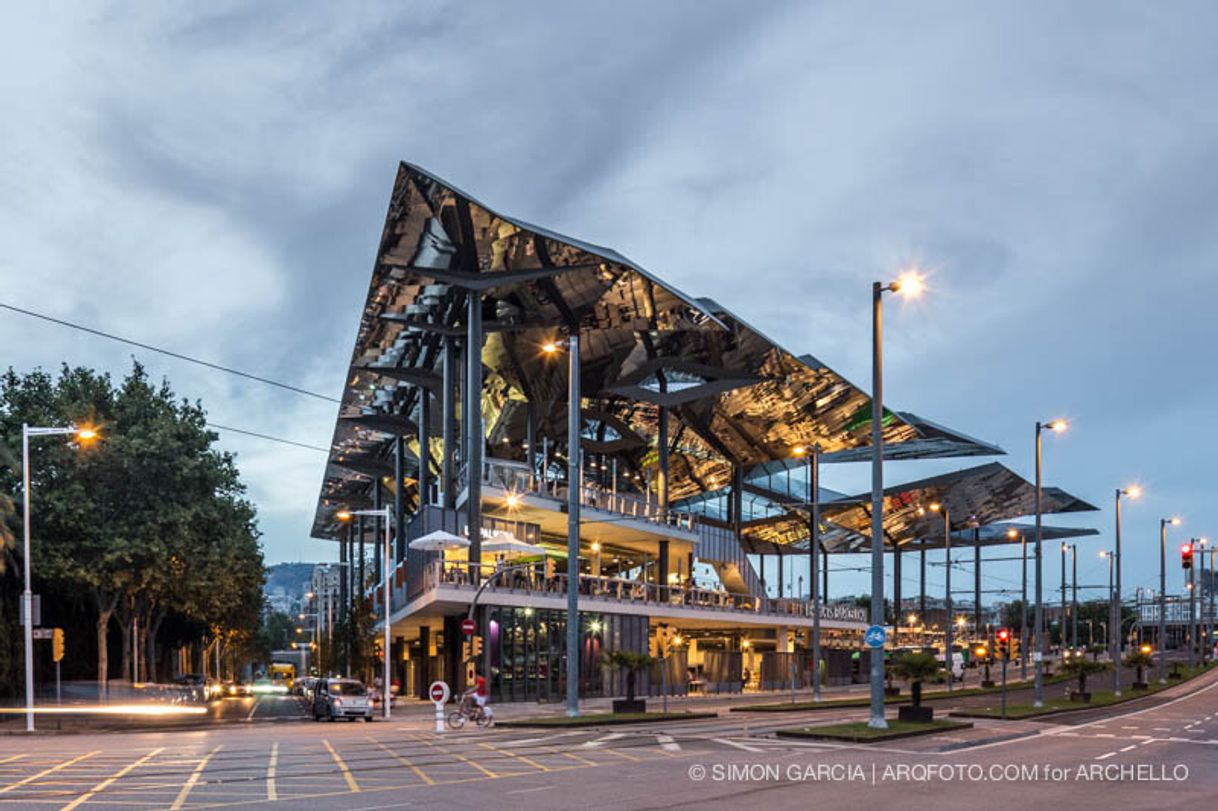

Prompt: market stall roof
[314,162,1004,539]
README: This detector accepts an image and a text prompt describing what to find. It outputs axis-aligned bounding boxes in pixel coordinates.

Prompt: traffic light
[1181,542,1194,569]
[995,627,1011,660]
[544,558,556,579]
[471,635,483,658]
[51,628,64,663]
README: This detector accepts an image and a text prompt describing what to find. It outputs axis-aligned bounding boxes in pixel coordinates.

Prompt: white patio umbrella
[408,530,470,552]
[482,531,546,557]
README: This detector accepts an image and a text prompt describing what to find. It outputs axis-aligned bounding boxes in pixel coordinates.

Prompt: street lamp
[1100,550,1114,654]
[338,506,393,719]
[1006,528,1029,680]
[926,502,954,691]
[793,443,823,702]
[1158,516,1181,683]
[1033,418,1067,707]
[21,422,98,733]
[868,270,923,729]
[1112,485,1140,695]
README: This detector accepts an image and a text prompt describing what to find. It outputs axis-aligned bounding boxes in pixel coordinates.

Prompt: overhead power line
[206,423,331,453]
[0,301,340,403]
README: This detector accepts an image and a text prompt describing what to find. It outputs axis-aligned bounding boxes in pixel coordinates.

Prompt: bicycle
[447,696,494,729]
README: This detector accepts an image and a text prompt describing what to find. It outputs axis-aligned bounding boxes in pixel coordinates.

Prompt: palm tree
[1125,650,1152,688]
[604,650,655,705]
[1061,656,1109,699]
[891,652,940,709]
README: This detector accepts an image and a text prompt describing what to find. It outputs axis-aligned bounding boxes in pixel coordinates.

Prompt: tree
[1125,650,1152,686]
[1061,656,1109,697]
[891,651,940,709]
[604,650,654,704]
[0,363,265,692]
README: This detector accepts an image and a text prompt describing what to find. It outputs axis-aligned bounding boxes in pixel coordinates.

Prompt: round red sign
[461,618,476,636]
[429,682,447,702]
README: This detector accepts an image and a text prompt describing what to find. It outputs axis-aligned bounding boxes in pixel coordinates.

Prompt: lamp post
[793,444,823,701]
[1033,418,1067,707]
[337,507,393,719]
[1006,528,1029,681]
[1159,517,1180,683]
[1070,543,1079,650]
[1100,550,1114,659]
[1112,486,1140,695]
[927,503,953,691]
[868,271,923,730]
[21,423,97,733]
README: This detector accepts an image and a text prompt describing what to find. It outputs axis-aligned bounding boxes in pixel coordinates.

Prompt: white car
[312,679,373,722]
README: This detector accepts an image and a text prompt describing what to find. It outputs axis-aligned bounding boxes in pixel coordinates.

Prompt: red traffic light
[996,627,1011,643]
[1181,543,1194,569]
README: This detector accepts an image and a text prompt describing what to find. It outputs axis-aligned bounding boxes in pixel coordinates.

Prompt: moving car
[312,678,373,722]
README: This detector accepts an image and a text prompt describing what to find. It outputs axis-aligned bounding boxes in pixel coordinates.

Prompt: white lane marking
[656,734,681,752]
[1094,733,1115,738]
[1094,751,1117,760]
[63,747,164,811]
[506,785,556,796]
[267,741,278,801]
[170,745,221,810]
[247,697,260,722]
[713,738,766,752]
[500,731,588,747]
[1119,744,1139,753]
[581,733,627,749]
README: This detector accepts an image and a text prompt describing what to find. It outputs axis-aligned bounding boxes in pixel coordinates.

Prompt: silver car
[312,678,373,722]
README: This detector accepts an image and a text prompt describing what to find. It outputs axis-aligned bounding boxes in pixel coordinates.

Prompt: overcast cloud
[3,1,1216,603]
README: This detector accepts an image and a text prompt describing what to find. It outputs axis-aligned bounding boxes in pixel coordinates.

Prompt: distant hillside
[264,562,316,595]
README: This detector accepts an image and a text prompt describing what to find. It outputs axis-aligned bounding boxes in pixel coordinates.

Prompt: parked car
[312,678,373,722]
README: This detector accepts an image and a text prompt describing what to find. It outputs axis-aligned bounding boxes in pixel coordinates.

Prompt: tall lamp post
[1006,528,1029,681]
[794,444,822,702]
[1112,486,1140,695]
[1033,418,1067,707]
[869,271,923,729]
[926,503,953,691]
[1158,516,1181,683]
[337,507,393,720]
[21,423,98,733]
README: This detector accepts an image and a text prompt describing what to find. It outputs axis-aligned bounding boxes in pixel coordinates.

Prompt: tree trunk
[911,680,923,708]
[626,670,636,702]
[95,592,118,700]
[146,607,164,683]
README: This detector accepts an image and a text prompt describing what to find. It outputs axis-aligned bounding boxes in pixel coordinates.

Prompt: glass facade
[487,607,648,702]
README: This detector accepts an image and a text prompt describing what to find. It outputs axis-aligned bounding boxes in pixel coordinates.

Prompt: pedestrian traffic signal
[1181,543,1194,569]
[51,628,64,662]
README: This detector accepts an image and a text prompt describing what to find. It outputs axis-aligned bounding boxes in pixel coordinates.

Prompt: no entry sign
[461,618,476,636]
[429,680,450,705]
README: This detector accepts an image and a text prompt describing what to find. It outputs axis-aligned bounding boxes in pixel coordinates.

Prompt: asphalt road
[0,670,1215,810]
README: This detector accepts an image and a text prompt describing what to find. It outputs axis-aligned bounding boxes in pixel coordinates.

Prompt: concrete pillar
[777,549,785,599]
[659,540,670,597]
[417,626,430,700]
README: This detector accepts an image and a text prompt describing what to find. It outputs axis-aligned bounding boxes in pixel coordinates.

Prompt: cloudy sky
[4,2,1216,605]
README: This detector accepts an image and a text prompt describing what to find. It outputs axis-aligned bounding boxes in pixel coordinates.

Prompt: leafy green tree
[1061,656,1109,696]
[891,651,940,708]
[603,650,654,703]
[0,363,265,692]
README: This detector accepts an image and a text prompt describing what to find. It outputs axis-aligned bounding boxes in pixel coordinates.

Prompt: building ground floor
[384,597,875,703]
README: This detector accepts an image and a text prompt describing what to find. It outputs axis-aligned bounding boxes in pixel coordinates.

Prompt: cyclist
[461,675,493,723]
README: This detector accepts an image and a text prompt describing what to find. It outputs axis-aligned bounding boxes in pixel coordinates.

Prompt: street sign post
[429,680,450,732]
[461,618,476,636]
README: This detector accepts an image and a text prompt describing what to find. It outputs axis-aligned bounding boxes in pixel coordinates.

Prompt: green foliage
[891,652,941,683]
[1061,655,1109,693]
[0,362,265,689]
[604,650,655,673]
[1124,650,1153,668]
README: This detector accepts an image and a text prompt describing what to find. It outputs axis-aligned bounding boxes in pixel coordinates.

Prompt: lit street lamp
[1112,485,1140,695]
[1159,516,1181,683]
[338,507,393,719]
[21,423,97,733]
[1033,418,1067,707]
[869,270,923,729]
[926,502,954,691]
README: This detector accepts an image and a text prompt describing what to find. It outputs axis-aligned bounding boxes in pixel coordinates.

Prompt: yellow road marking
[477,742,549,772]
[170,745,221,810]
[368,737,434,785]
[322,739,360,793]
[0,751,98,795]
[266,742,278,801]
[61,747,163,811]
[0,755,24,765]
[599,746,642,762]
[547,747,597,766]
[409,734,496,778]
